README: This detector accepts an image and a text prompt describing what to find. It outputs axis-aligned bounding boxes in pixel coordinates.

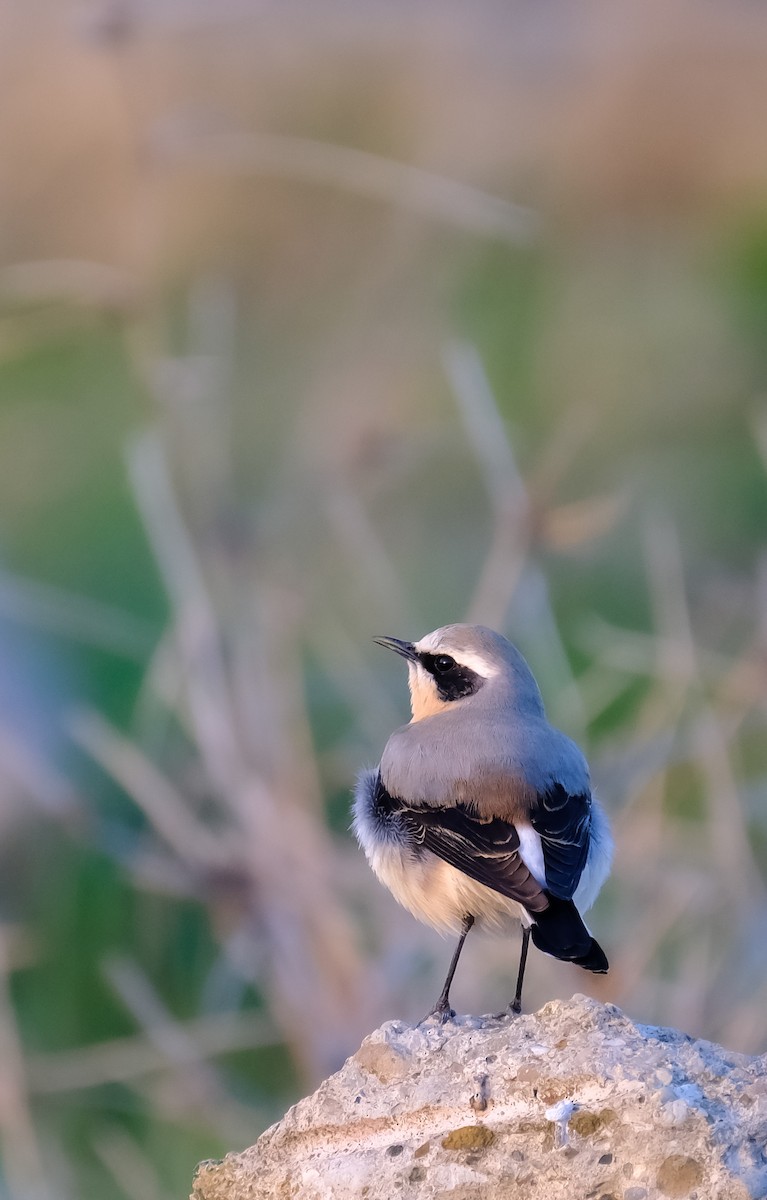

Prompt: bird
[353,623,612,1020]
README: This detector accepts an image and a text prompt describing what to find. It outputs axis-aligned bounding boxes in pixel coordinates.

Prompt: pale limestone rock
[191,995,767,1200]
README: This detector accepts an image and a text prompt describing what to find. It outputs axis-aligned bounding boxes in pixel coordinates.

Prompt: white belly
[367,841,528,936]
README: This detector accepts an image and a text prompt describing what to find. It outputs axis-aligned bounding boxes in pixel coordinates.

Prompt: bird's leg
[421,914,474,1024]
[510,925,531,1015]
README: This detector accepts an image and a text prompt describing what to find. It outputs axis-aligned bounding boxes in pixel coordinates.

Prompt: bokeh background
[3,1,767,1195]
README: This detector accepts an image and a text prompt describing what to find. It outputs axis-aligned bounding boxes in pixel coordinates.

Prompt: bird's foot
[418,1000,455,1026]
[490,996,523,1019]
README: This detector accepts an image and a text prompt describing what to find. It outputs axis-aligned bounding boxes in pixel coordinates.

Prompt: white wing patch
[516,824,546,888]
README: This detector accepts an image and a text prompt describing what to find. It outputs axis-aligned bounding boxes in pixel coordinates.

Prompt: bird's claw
[418,1002,455,1026]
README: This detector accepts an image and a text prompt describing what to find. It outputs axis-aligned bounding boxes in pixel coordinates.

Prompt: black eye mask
[417,653,484,701]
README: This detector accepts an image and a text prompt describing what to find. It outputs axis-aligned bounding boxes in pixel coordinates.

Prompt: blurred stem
[442,339,530,627]
[0,928,52,1200]
[155,126,539,244]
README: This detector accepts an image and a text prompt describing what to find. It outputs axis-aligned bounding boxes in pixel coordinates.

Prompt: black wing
[375,776,547,913]
[529,782,591,900]
[373,775,606,970]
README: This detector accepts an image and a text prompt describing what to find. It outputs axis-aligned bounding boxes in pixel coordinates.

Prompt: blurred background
[2,0,767,1195]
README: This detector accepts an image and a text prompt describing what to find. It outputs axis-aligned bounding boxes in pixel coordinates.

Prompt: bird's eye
[434,654,456,674]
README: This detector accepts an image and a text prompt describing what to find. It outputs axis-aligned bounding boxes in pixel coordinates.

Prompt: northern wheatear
[353,624,612,1019]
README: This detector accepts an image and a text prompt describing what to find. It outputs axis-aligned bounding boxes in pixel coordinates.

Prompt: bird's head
[373,624,544,722]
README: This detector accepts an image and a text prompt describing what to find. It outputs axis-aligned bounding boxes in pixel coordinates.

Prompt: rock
[190,995,767,1200]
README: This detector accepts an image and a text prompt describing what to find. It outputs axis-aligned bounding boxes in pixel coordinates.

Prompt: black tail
[529,894,609,974]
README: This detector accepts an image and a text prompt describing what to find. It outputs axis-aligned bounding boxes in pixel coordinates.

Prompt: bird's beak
[373,636,418,662]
